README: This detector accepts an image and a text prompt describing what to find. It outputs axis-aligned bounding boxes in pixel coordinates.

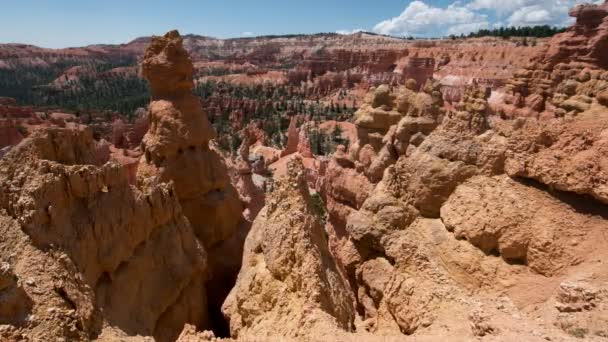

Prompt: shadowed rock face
[0,119,23,150]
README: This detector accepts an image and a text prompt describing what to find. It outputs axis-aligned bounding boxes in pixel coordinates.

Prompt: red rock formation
[0,100,35,119]
[138,30,242,247]
[0,97,17,106]
[229,130,267,223]
[0,127,208,341]
[280,116,299,157]
[109,108,149,150]
[546,2,608,69]
[297,122,314,158]
[222,157,355,339]
[402,57,435,91]
[137,30,246,335]
[299,49,406,77]
[498,1,608,118]
[2,5,608,341]
[0,119,24,149]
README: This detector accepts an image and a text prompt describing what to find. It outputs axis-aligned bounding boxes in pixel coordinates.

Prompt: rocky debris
[176,325,216,341]
[222,157,355,339]
[0,127,208,341]
[0,261,32,326]
[555,282,600,313]
[469,308,496,337]
[0,146,11,159]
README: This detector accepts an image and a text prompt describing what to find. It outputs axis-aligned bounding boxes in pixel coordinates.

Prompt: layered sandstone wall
[497,2,608,119]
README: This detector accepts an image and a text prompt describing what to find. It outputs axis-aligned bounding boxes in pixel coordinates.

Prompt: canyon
[1,1,608,341]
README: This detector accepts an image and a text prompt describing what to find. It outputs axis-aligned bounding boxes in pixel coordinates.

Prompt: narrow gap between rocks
[515,178,608,220]
[206,271,238,338]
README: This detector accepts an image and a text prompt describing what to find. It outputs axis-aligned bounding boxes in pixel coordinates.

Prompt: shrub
[569,327,589,339]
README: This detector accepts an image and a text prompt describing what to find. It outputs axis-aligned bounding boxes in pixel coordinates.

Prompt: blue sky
[0,0,597,48]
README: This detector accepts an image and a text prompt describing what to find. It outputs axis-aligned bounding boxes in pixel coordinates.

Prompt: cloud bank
[370,0,597,37]
[336,28,365,35]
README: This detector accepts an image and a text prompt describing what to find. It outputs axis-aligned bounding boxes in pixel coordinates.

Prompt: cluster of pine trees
[307,124,349,156]
[195,80,355,154]
[462,25,566,39]
[41,72,149,119]
[0,62,77,104]
[0,57,147,119]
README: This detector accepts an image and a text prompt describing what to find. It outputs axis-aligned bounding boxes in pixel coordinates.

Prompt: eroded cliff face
[310,8,608,335]
[496,1,608,119]
[0,31,245,342]
[222,157,355,339]
[2,5,608,341]
[0,127,208,342]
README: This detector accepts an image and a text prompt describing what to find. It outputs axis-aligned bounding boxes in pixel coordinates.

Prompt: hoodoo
[1,2,608,341]
[137,30,247,336]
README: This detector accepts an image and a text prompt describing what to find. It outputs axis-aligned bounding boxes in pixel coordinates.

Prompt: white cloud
[367,0,601,38]
[467,0,528,13]
[241,31,255,36]
[507,6,552,26]
[372,1,489,37]
[336,28,365,35]
[467,0,597,26]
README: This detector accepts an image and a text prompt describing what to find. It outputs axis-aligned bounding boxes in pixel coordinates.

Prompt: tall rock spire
[138,31,247,331]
